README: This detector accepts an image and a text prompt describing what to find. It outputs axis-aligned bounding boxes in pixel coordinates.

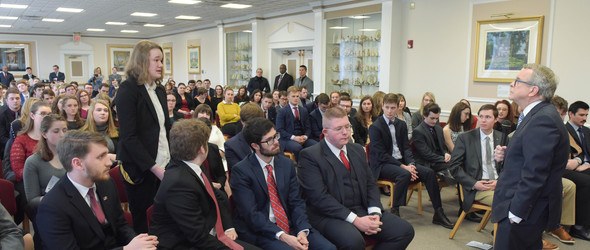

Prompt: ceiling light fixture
[243,30,252,33]
[0,16,18,20]
[0,4,28,9]
[106,21,127,25]
[56,7,84,13]
[131,12,157,17]
[329,26,348,30]
[168,0,201,4]
[42,18,65,22]
[144,24,165,27]
[221,3,252,9]
[175,15,200,20]
[0,24,12,28]
[121,30,139,33]
[350,16,370,19]
[87,28,105,32]
[359,28,377,32]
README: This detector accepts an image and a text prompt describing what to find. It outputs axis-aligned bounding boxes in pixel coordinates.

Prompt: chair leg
[23,214,30,232]
[477,210,492,231]
[417,184,422,215]
[493,223,498,246]
[449,211,468,239]
[406,188,414,204]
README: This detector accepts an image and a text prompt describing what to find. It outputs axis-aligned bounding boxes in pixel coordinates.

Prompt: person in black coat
[247,68,270,95]
[173,83,195,118]
[273,64,294,91]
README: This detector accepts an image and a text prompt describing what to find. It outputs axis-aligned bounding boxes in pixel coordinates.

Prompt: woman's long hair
[125,40,163,85]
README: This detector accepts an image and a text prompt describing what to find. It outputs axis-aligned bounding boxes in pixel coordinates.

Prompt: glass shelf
[226,32,252,89]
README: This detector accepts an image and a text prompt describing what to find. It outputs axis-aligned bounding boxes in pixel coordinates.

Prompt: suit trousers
[253,229,336,250]
[495,207,547,250]
[123,172,159,233]
[379,163,441,209]
[561,177,576,226]
[562,168,590,226]
[280,139,317,160]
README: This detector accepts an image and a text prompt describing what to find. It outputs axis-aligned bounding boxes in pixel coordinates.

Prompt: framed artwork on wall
[473,16,544,82]
[163,47,173,75]
[0,42,32,77]
[107,45,134,76]
[187,46,201,74]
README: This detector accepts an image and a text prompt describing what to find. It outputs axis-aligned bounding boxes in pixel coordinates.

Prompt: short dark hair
[551,95,568,112]
[85,83,93,88]
[339,95,352,104]
[263,93,273,99]
[42,89,55,99]
[568,101,589,115]
[100,83,110,89]
[169,119,210,161]
[422,103,441,116]
[478,104,498,118]
[57,130,107,172]
[339,92,351,98]
[279,91,288,98]
[299,65,307,71]
[32,83,44,91]
[382,93,399,105]
[243,117,275,150]
[5,87,19,99]
[26,67,32,70]
[194,104,213,121]
[53,65,59,69]
[300,86,308,91]
[197,87,207,96]
[240,103,264,123]
[188,79,196,84]
[316,93,330,105]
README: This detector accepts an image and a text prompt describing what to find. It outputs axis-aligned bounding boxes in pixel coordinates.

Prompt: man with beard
[231,117,335,249]
[36,130,159,249]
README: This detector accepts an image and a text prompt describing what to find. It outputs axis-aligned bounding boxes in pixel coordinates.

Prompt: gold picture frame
[473,16,544,82]
[107,45,134,76]
[0,41,32,78]
[187,46,201,74]
[163,47,173,75]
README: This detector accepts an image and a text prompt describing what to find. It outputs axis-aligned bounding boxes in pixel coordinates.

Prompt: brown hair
[478,104,498,118]
[322,106,348,126]
[35,114,67,161]
[51,95,65,114]
[494,99,514,123]
[18,100,48,136]
[240,103,264,123]
[60,95,85,128]
[551,95,568,112]
[356,95,376,128]
[169,119,210,161]
[372,91,386,115]
[76,89,91,106]
[448,102,471,132]
[57,130,107,172]
[382,93,400,105]
[80,99,119,138]
[125,40,163,85]
[194,104,213,122]
[422,103,441,117]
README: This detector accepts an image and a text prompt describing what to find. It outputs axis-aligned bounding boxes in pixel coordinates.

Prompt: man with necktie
[273,64,294,92]
[0,65,15,88]
[276,86,316,160]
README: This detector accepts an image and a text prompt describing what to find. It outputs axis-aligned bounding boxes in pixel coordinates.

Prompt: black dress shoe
[465,212,482,223]
[432,207,455,229]
[390,208,400,217]
[570,225,590,241]
[380,188,391,196]
[437,170,457,185]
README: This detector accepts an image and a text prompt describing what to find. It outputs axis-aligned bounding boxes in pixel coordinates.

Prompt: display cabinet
[226,31,252,89]
[325,13,381,99]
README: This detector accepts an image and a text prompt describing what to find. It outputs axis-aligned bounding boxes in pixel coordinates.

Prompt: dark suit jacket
[368,116,414,179]
[49,72,65,81]
[276,104,312,143]
[22,74,36,80]
[273,73,294,91]
[298,140,382,224]
[37,176,136,250]
[247,76,270,95]
[350,115,371,146]
[264,106,277,125]
[115,78,171,183]
[412,121,449,168]
[565,122,590,159]
[174,92,195,112]
[203,143,227,190]
[0,106,17,159]
[308,108,323,142]
[231,153,311,243]
[305,101,317,114]
[294,76,313,92]
[450,128,502,212]
[150,159,233,250]
[224,131,251,172]
[491,101,568,231]
[0,72,14,87]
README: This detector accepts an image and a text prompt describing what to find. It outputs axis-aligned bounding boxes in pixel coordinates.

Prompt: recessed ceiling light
[0,4,28,9]
[359,28,377,32]
[106,21,127,25]
[42,18,65,22]
[56,7,84,13]
[350,15,370,19]
[175,15,200,20]
[131,12,157,17]
[121,30,139,33]
[144,23,165,27]
[329,26,348,30]
[220,3,252,9]
[0,24,12,28]
[86,28,105,32]
[168,0,201,4]
[0,16,18,20]
[243,30,252,33]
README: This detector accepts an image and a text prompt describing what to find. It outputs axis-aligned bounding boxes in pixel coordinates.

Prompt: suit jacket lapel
[378,117,394,152]
[566,123,582,147]
[348,145,367,205]
[321,141,347,202]
[96,182,115,231]
[247,154,269,195]
[138,84,159,122]
[63,177,105,239]
[473,130,482,167]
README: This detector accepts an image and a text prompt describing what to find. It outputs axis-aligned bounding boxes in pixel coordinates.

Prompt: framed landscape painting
[163,47,173,75]
[107,45,134,76]
[473,16,544,82]
[187,46,201,74]
[0,42,31,77]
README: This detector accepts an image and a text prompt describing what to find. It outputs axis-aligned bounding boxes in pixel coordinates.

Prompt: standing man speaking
[492,64,569,249]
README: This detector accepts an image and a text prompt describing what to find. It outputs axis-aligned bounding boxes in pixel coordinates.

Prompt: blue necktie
[578,127,590,162]
[517,113,524,128]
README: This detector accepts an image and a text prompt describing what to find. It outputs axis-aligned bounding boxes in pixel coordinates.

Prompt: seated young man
[261,93,277,125]
[368,93,453,228]
[224,103,264,171]
[276,86,317,159]
[411,103,456,184]
[308,93,330,142]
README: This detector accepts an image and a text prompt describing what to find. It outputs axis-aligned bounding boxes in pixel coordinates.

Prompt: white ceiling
[0,0,328,38]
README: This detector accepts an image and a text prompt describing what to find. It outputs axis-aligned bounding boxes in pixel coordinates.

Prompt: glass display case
[325,13,381,99]
[226,31,252,89]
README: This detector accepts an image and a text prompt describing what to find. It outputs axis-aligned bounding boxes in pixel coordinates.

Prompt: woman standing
[88,67,104,91]
[443,102,472,152]
[396,93,414,139]
[76,89,91,119]
[351,95,376,146]
[60,95,85,130]
[116,40,170,233]
[174,83,195,119]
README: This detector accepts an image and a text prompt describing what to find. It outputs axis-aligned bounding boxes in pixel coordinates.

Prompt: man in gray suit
[294,65,313,93]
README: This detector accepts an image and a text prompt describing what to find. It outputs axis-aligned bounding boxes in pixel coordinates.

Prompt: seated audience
[260,93,277,124]
[149,119,258,249]
[9,97,40,141]
[459,99,478,130]
[395,93,413,139]
[196,117,227,193]
[308,93,330,142]
[493,99,517,134]
[60,95,85,130]
[351,95,376,146]
[249,89,262,106]
[76,89,91,119]
[0,87,21,158]
[299,86,311,107]
[41,89,55,105]
[299,107,415,249]
[551,95,568,120]
[271,90,280,108]
[372,91,386,117]
[50,95,64,115]
[338,95,355,142]
[328,91,339,108]
[64,84,76,96]
[174,83,195,119]
[224,103,264,171]
[218,88,242,137]
[80,99,119,157]
[166,92,183,124]
[339,92,357,117]
[16,80,30,105]
[195,104,228,171]
[442,102,472,152]
[234,85,250,104]
[164,79,176,93]
[369,94,453,228]
[0,203,28,249]
[193,87,212,109]
[276,86,317,159]
[277,91,288,110]
[411,92,435,130]
[231,117,336,249]
[36,130,158,249]
[210,85,224,114]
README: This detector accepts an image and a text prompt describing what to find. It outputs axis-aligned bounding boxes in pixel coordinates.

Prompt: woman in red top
[11,101,51,182]
[76,89,91,119]
[173,83,194,119]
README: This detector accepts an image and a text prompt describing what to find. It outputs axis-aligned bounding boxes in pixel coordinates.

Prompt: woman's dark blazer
[173,92,195,112]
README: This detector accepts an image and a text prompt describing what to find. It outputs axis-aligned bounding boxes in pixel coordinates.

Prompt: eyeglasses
[260,133,280,146]
[513,78,535,87]
[326,124,352,133]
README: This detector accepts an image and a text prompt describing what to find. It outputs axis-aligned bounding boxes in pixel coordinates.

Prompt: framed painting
[473,16,544,82]
[0,42,31,77]
[163,47,173,75]
[187,46,201,74]
[107,45,134,76]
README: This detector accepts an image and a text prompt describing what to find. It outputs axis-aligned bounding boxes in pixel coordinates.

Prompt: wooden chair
[108,166,129,211]
[283,152,296,163]
[449,184,494,239]
[0,179,30,232]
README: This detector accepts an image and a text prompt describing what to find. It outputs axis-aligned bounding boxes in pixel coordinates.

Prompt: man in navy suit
[298,107,414,249]
[0,65,15,87]
[261,93,277,125]
[37,130,158,250]
[231,118,335,249]
[276,86,317,159]
[492,64,569,249]
[273,64,294,92]
[308,93,330,142]
[224,103,264,171]
[49,65,65,82]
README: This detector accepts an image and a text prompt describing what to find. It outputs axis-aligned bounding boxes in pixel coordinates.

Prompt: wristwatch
[576,157,583,165]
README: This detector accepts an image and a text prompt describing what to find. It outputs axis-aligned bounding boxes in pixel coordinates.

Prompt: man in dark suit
[231,118,335,249]
[309,93,330,142]
[21,67,36,81]
[203,79,215,98]
[276,86,317,160]
[298,107,414,249]
[224,103,264,171]
[562,100,590,240]
[49,65,65,82]
[368,94,453,228]
[294,65,313,93]
[411,103,456,184]
[247,68,270,95]
[261,93,277,124]
[37,130,158,250]
[492,64,569,249]
[273,64,294,91]
[150,119,257,249]
[0,65,15,88]
[0,88,20,159]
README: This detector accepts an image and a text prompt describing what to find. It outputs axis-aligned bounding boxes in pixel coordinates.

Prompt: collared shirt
[145,83,170,169]
[324,139,381,223]
[479,129,497,180]
[383,115,403,160]
[67,174,108,223]
[288,103,306,141]
[568,121,589,162]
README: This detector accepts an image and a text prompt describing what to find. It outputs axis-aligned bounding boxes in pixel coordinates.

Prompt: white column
[252,18,265,76]
[379,0,402,93]
[312,7,325,95]
[217,23,226,86]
